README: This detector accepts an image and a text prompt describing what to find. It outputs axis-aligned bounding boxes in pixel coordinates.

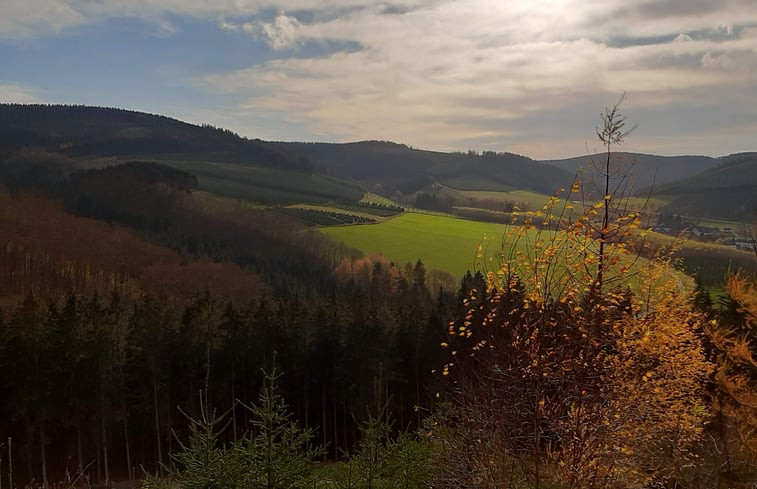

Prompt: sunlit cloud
[260,13,303,49]
[197,1,757,156]
[2,0,756,157]
[0,0,84,39]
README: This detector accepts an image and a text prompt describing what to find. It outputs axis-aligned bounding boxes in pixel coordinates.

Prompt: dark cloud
[605,34,680,48]
[633,0,723,19]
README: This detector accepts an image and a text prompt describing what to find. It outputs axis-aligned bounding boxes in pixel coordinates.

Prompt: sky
[1,0,756,160]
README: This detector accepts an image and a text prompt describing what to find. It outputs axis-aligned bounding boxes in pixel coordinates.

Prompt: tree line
[0,256,466,486]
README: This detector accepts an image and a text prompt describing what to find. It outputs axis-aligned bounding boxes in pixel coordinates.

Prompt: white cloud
[218,19,239,31]
[0,0,425,39]
[196,0,757,157]
[3,0,757,157]
[260,13,302,49]
[700,51,736,70]
[0,0,84,39]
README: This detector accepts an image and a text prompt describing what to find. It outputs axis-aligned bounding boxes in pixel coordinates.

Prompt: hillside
[0,104,363,203]
[654,153,757,221]
[541,152,721,193]
[276,141,574,195]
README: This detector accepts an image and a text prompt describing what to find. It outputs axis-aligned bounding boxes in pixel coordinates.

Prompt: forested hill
[276,141,574,195]
[540,152,722,192]
[0,104,365,203]
[654,152,757,220]
[0,104,311,172]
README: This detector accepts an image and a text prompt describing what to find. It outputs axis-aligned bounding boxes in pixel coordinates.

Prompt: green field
[321,212,523,278]
[695,218,756,237]
[321,212,700,297]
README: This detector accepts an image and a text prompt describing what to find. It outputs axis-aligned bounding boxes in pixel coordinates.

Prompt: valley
[0,103,755,488]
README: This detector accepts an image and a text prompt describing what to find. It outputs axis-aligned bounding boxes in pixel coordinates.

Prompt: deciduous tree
[433,97,713,488]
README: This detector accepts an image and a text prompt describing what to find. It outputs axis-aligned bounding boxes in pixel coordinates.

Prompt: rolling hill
[2,104,754,223]
[653,153,757,221]
[276,141,574,195]
[0,104,363,203]
[540,152,721,193]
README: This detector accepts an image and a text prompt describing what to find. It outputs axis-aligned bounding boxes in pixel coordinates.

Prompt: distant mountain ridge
[0,104,312,172]
[540,152,723,191]
[275,141,574,195]
[0,104,363,203]
[654,152,757,220]
[1,104,753,219]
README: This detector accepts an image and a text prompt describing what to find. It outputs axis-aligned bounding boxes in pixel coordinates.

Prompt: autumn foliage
[705,273,757,484]
[431,100,714,488]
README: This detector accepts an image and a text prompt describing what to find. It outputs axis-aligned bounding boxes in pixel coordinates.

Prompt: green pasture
[452,188,666,214]
[321,212,515,277]
[322,212,694,298]
[624,195,670,210]
[695,218,756,236]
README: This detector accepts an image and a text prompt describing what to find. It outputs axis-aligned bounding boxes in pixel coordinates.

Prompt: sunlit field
[321,212,515,277]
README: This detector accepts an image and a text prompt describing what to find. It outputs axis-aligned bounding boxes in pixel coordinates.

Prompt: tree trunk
[166,388,173,463]
[8,437,13,489]
[321,384,327,462]
[39,424,48,489]
[231,365,237,443]
[152,370,162,472]
[333,394,339,460]
[25,426,33,485]
[100,391,109,486]
[123,413,132,481]
[95,426,101,484]
[76,425,83,482]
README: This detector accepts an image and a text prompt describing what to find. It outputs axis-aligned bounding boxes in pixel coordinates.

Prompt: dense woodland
[0,103,755,488]
[0,156,462,486]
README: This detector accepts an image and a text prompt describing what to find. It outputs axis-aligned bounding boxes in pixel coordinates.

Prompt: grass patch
[624,195,670,210]
[321,212,524,278]
[695,218,756,236]
[322,213,687,296]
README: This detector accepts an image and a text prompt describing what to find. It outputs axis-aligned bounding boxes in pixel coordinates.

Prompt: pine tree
[236,361,322,489]
[143,393,238,489]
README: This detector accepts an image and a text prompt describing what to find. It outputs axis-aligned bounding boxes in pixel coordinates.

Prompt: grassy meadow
[321,212,516,277]
[321,210,698,296]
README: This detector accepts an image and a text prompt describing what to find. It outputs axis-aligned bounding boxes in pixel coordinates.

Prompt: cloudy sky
[1,0,755,159]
